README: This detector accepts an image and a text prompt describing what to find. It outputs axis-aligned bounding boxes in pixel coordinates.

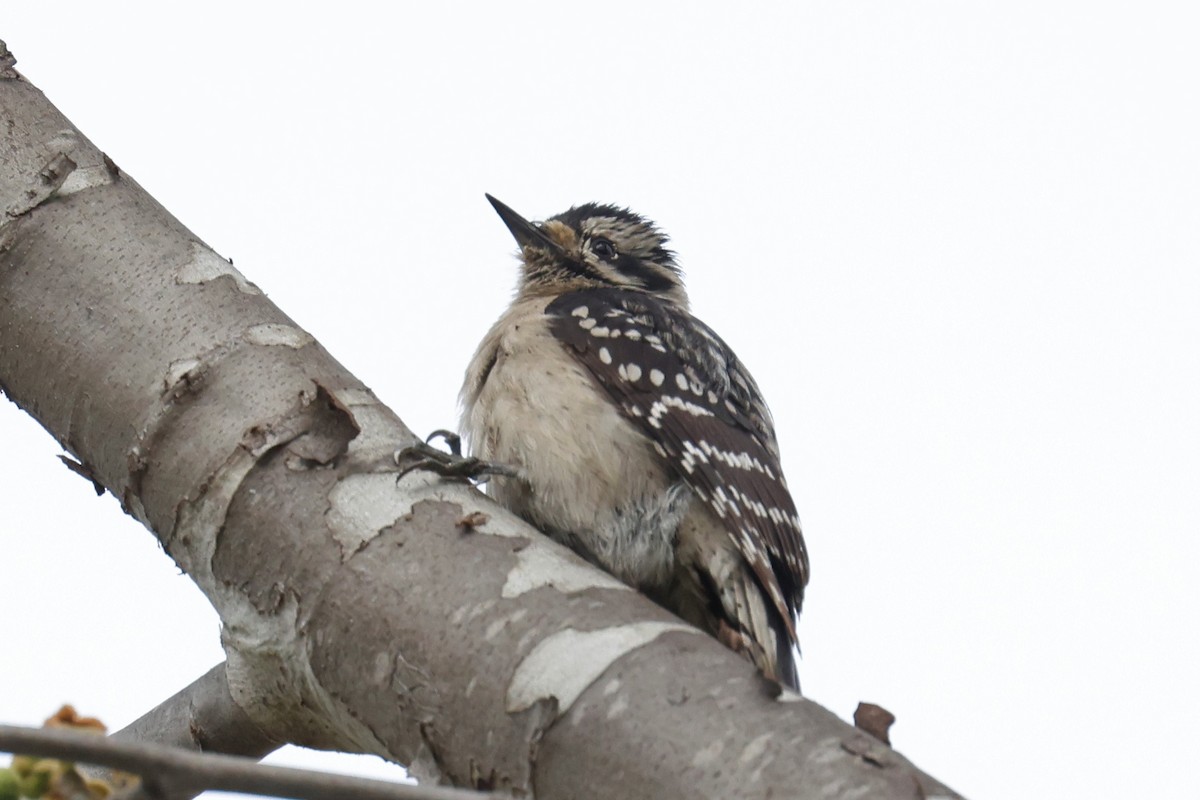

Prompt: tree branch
[110,663,279,758]
[0,40,964,799]
[72,663,281,800]
[0,725,485,800]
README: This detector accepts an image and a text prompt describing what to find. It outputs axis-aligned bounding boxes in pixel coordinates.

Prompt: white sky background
[2,3,1197,798]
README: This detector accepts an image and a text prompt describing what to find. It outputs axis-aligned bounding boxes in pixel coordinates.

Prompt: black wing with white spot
[545,288,809,635]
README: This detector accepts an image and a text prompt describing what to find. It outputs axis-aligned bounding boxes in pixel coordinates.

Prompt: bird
[457,195,809,690]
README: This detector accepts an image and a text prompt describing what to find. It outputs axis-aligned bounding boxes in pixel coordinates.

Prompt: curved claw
[425,429,462,457]
[394,433,521,485]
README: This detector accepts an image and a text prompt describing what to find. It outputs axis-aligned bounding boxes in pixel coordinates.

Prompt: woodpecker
[458,195,809,690]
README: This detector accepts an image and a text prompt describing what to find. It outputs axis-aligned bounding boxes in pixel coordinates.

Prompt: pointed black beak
[486,194,564,254]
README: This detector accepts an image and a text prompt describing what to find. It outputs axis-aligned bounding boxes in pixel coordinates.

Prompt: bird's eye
[591,238,617,261]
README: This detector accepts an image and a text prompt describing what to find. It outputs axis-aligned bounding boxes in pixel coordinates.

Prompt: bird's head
[486,194,687,307]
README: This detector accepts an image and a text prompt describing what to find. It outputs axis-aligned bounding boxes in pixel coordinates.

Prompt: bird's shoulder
[543,288,777,447]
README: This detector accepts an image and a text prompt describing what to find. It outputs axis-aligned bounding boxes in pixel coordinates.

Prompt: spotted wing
[545,288,809,637]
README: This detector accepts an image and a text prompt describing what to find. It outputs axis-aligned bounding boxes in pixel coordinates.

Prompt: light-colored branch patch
[57,164,115,196]
[176,241,261,294]
[3,152,75,219]
[170,446,262,571]
[163,358,203,393]
[326,473,413,554]
[244,323,314,348]
[506,622,696,716]
[501,543,628,598]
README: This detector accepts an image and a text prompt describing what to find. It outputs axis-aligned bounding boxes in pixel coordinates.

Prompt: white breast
[460,296,684,590]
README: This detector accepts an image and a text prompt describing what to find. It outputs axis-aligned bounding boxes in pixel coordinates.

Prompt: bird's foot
[394,430,521,484]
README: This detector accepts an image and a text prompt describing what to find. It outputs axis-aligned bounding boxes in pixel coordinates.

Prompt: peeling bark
[0,44,964,800]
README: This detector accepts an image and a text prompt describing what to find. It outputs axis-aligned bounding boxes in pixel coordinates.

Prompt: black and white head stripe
[550,204,681,293]
[550,203,678,268]
[545,288,809,636]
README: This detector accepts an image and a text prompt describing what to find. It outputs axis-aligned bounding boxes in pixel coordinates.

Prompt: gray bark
[0,40,963,800]
[110,663,279,758]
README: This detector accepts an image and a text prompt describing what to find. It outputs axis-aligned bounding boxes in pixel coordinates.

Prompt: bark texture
[0,42,963,800]
[111,663,279,758]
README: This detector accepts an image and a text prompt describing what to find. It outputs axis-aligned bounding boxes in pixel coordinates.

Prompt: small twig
[0,725,490,800]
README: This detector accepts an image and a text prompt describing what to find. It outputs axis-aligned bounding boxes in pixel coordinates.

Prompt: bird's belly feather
[463,319,683,590]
